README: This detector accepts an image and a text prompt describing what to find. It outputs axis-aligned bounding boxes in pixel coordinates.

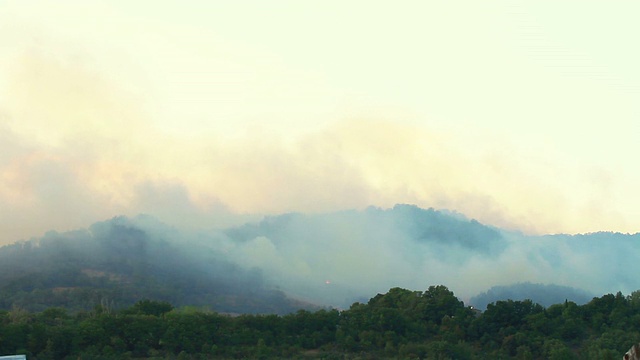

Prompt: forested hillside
[470,282,594,310]
[0,216,312,314]
[2,206,639,314]
[1,286,639,359]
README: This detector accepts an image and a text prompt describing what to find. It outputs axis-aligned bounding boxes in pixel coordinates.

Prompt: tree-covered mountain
[219,205,640,307]
[470,282,595,310]
[220,204,509,307]
[0,216,312,314]
[225,205,506,255]
[1,204,640,313]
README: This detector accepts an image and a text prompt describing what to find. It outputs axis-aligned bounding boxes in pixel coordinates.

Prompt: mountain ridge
[1,204,638,312]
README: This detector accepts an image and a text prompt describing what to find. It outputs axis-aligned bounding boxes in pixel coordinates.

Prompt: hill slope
[469,282,595,310]
[0,216,311,314]
[1,204,639,311]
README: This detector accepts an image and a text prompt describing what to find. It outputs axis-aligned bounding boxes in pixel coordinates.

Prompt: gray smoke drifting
[2,204,637,310]
[146,204,639,308]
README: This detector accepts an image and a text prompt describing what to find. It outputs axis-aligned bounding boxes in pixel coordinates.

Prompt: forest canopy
[1,285,639,359]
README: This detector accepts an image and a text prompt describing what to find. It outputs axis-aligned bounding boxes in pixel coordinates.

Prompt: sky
[1,1,639,245]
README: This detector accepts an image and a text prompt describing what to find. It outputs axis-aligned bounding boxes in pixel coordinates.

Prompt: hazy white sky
[1,1,639,244]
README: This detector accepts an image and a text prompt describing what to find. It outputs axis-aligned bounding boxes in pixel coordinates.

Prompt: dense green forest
[2,285,639,359]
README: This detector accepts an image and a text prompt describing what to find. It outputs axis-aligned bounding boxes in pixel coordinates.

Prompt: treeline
[1,286,639,359]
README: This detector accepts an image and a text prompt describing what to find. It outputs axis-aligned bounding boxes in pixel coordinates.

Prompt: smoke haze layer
[217,205,638,306]
[2,206,635,311]
[2,2,640,246]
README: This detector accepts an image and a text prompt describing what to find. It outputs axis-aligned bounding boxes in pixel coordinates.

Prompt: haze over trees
[470,282,594,310]
[1,205,639,358]
[0,216,310,314]
[1,205,638,312]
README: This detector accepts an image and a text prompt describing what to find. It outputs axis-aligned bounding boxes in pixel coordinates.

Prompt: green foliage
[1,285,640,358]
[127,299,173,316]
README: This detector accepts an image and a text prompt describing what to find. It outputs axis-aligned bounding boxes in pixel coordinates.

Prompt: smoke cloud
[1,15,638,246]
[209,207,640,307]
[13,207,631,310]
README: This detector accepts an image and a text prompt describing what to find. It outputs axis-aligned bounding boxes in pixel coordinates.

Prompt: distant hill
[0,216,315,314]
[2,205,640,313]
[221,204,508,307]
[470,282,595,310]
[226,204,506,255]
